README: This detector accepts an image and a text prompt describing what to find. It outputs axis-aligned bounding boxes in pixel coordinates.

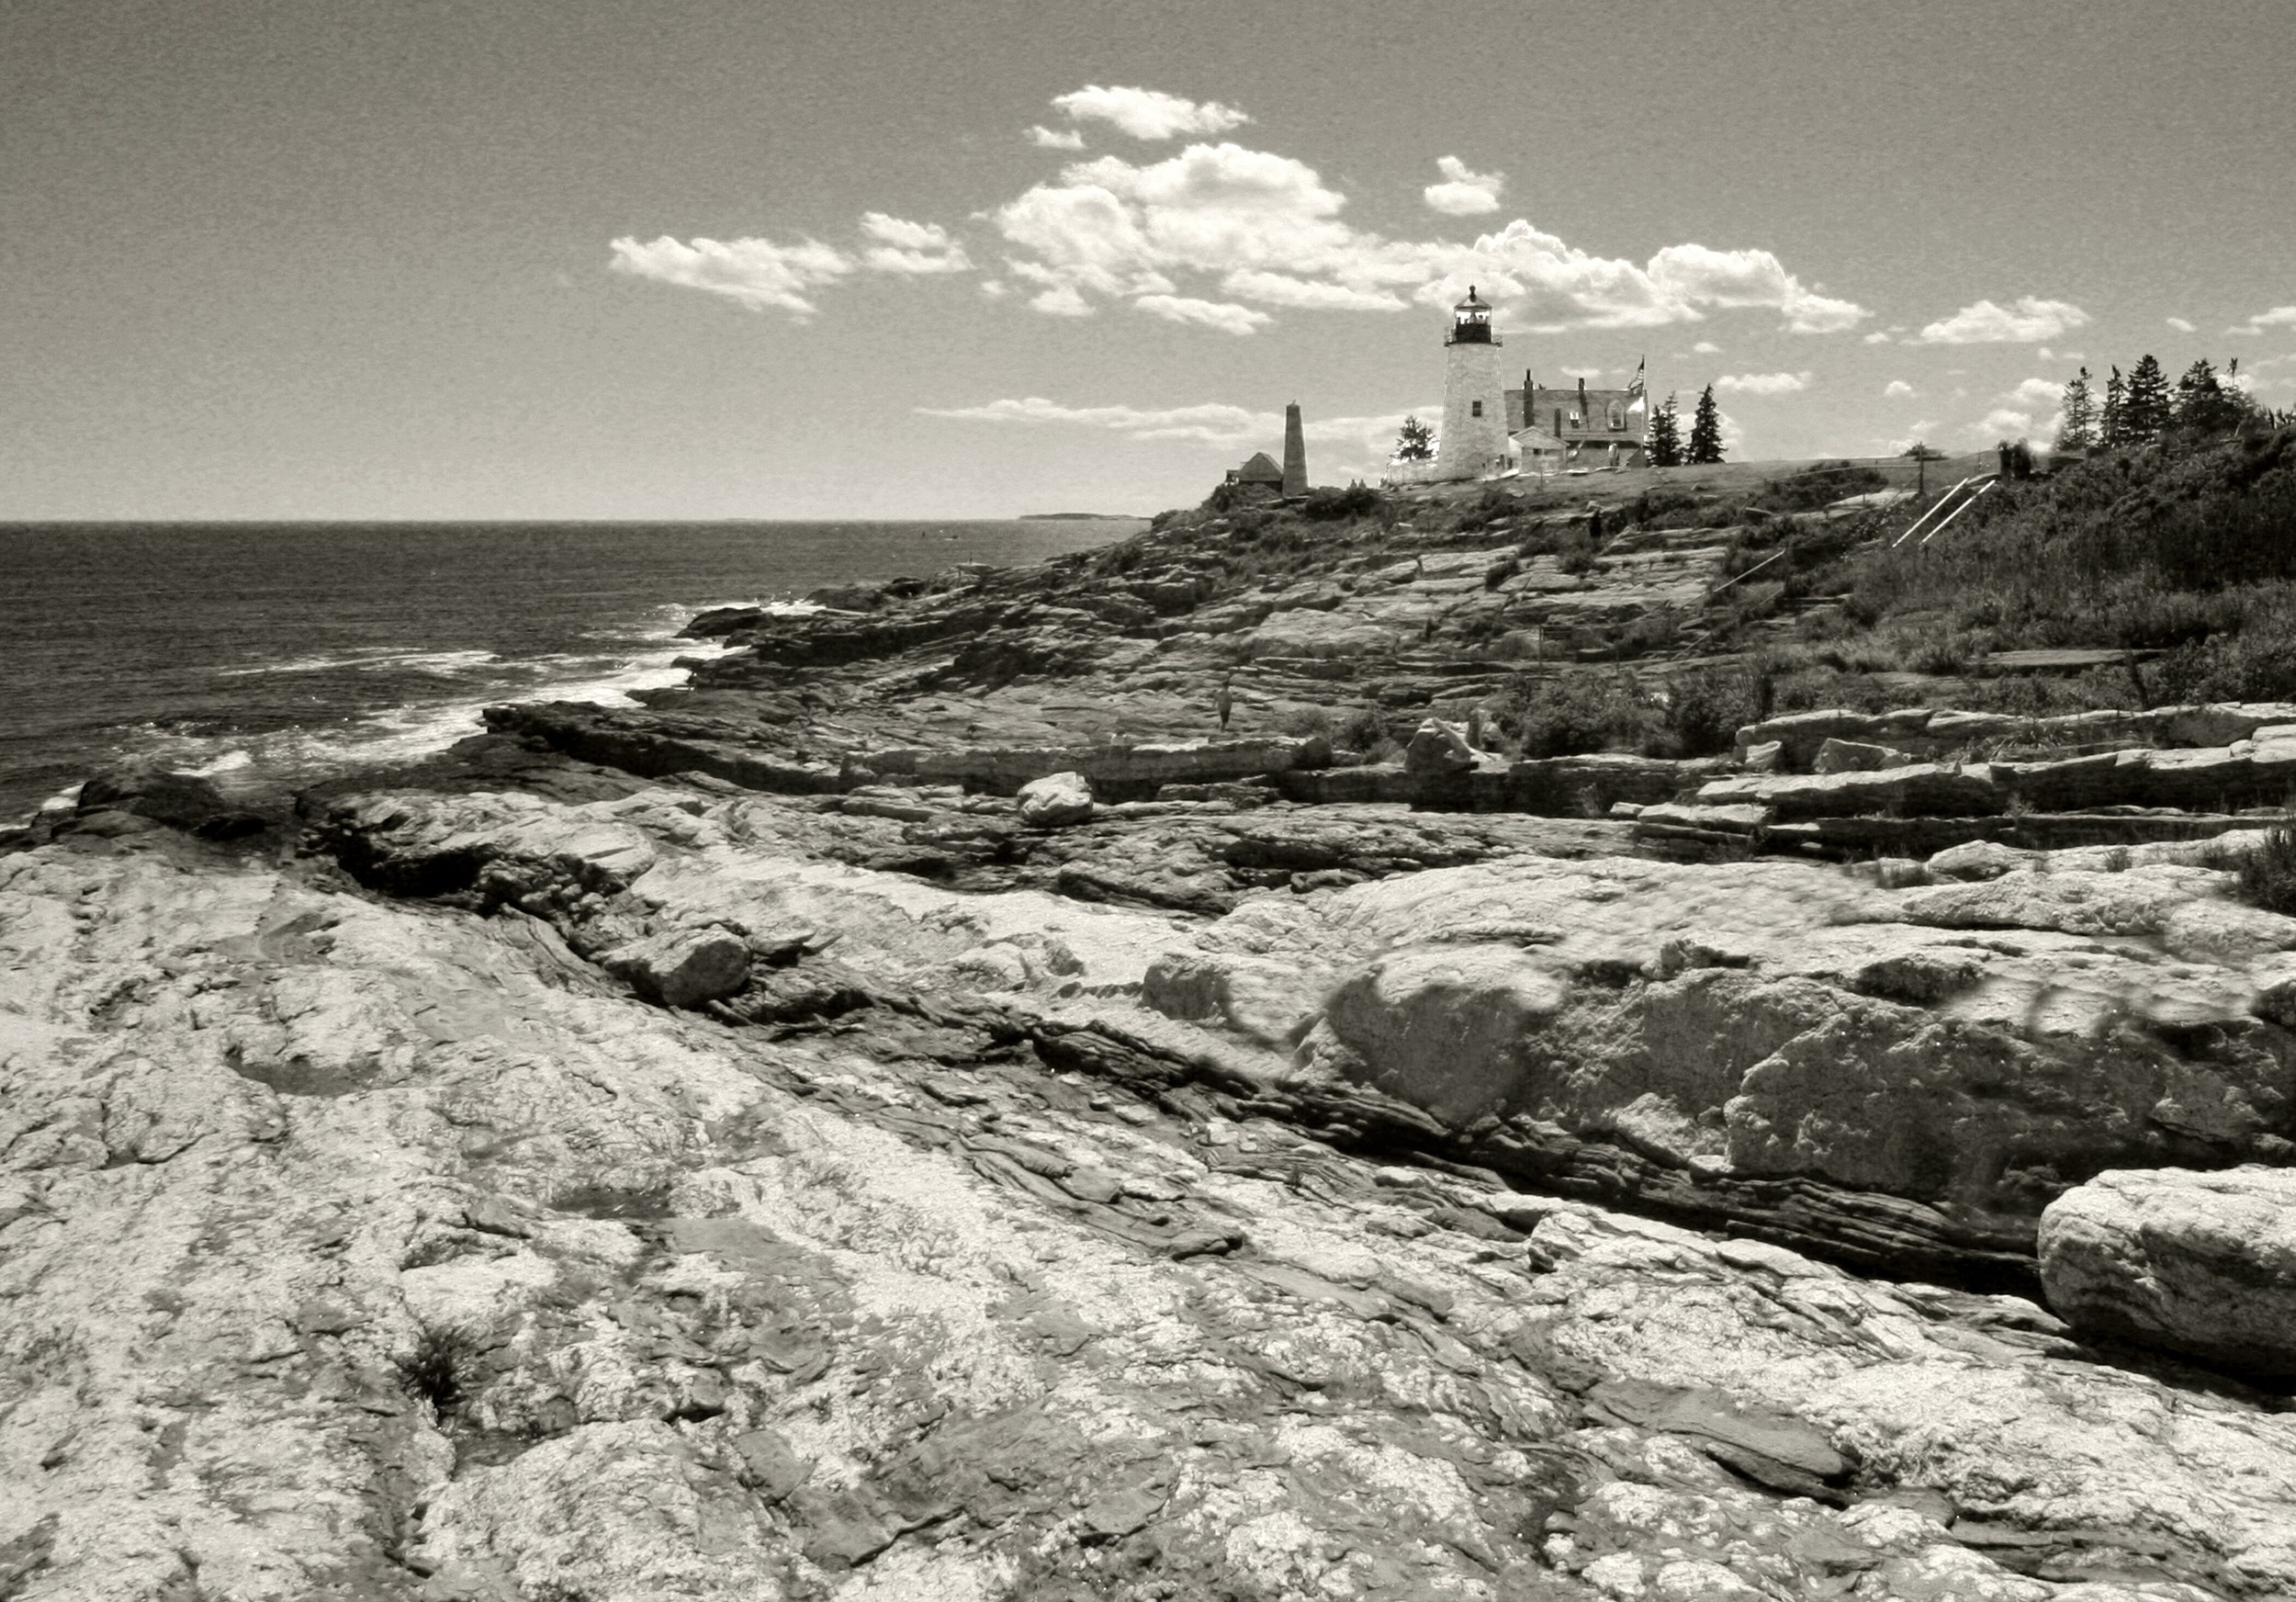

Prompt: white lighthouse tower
[1434,286,1509,481]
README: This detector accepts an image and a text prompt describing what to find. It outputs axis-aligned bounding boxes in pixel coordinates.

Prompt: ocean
[0,520,1136,823]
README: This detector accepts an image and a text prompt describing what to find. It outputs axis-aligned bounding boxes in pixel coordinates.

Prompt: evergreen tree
[2122,354,2172,441]
[1393,414,1435,461]
[2101,366,2125,446]
[1645,392,1683,468]
[2054,367,2097,454]
[1685,385,1725,465]
[2173,357,2245,434]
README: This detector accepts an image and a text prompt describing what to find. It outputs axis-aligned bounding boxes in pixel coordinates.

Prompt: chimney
[1281,402,1308,497]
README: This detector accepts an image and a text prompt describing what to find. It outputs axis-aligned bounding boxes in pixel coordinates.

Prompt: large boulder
[601,927,751,1008]
[1017,772,1095,828]
[2039,1166,2296,1377]
[75,761,265,839]
[1810,738,1915,775]
[1319,942,1569,1124]
[1402,718,1476,777]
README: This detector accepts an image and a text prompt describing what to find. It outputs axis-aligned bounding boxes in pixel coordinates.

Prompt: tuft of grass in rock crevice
[396,1323,478,1416]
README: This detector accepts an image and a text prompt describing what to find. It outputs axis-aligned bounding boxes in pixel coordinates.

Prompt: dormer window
[1607,402,1626,431]
[1568,411,1583,430]
[1471,400,1483,417]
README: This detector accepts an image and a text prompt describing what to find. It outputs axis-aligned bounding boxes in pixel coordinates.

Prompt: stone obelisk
[1281,402,1308,497]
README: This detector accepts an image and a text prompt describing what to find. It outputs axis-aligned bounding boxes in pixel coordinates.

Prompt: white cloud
[1051,85,1249,141]
[2167,316,2197,333]
[2006,377,2063,409]
[1648,244,1868,333]
[616,122,1873,337]
[1716,370,1810,394]
[1424,155,1503,216]
[858,212,972,275]
[1918,296,2092,344]
[978,279,1007,299]
[1975,407,2033,439]
[1692,341,1721,355]
[608,233,852,316]
[1863,331,1893,344]
[1884,379,1915,398]
[1718,408,1745,457]
[919,396,1262,444]
[1131,293,1270,334]
[2248,306,2296,328]
[1221,269,1406,311]
[916,395,1428,460]
[991,141,1868,335]
[1027,125,1086,150]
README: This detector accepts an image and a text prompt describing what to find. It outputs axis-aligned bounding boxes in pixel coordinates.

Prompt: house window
[1471,400,1482,417]
[1608,402,1626,431]
[1568,411,1582,430]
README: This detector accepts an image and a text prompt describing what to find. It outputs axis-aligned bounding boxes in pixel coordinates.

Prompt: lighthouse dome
[1447,285,1494,345]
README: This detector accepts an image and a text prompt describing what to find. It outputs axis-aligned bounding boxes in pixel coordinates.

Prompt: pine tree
[1393,414,1435,461]
[2101,367,2125,446]
[2173,357,2244,434]
[1645,392,1683,468]
[2054,367,2097,454]
[2122,355,2172,441]
[1685,385,1725,465]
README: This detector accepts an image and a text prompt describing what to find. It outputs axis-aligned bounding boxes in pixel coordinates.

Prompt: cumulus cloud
[1028,125,1086,150]
[1716,371,1810,394]
[917,395,1265,444]
[2233,307,2296,335]
[1424,155,1503,216]
[1051,85,1249,141]
[1692,341,1721,354]
[615,119,1873,336]
[1918,296,2092,344]
[1649,244,1866,333]
[2006,377,2063,409]
[990,142,1869,335]
[608,233,853,315]
[858,212,972,275]
[1220,269,1406,311]
[1863,331,1893,344]
[1975,407,2033,439]
[1130,294,1270,334]
[2167,316,2197,333]
[915,395,1429,459]
[1884,379,1915,398]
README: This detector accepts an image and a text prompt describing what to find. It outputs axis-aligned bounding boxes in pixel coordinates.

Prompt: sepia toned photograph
[4,2,2294,1596]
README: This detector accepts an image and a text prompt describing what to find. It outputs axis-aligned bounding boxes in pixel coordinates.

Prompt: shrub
[1663,667,1766,756]
[1751,461,1889,514]
[1336,706,1390,754]
[1302,482,1384,521]
[2229,828,2296,915]
[1493,672,1659,758]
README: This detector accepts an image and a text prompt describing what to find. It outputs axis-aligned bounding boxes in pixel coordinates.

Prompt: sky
[5,0,2292,521]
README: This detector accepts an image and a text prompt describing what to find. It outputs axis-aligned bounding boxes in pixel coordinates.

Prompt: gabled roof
[1234,451,1284,483]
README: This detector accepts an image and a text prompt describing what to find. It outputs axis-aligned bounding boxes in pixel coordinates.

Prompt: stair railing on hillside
[1707,547,1789,598]
[1891,476,1980,547]
[1919,477,1998,546]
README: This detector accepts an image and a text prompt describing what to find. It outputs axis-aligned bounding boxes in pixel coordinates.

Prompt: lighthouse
[1434,286,1509,481]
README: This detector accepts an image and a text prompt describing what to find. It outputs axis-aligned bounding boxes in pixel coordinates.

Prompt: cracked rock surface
[6,797,2294,1600]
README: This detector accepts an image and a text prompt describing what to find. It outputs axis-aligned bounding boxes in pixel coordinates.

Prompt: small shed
[1226,451,1284,488]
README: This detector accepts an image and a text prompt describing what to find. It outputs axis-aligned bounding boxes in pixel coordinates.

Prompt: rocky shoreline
[6,479,2296,1599]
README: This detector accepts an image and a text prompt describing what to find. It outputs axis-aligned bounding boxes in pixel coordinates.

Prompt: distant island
[1017,511,1149,521]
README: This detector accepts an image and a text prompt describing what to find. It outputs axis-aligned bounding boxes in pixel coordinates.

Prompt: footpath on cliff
[6,434,2296,1601]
